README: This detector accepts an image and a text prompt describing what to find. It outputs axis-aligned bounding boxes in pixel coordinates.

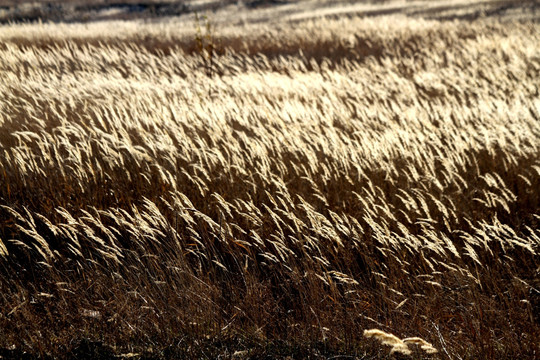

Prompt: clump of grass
[364,329,412,356]
[364,329,438,356]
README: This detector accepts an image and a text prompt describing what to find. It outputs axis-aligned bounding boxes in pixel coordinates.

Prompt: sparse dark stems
[194,12,218,79]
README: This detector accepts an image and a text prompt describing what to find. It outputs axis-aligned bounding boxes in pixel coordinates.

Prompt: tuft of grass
[363,329,439,356]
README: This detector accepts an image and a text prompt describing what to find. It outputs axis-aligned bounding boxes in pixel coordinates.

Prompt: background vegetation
[0,1,539,358]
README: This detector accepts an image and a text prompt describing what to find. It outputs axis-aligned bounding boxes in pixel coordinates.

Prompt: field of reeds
[0,1,539,358]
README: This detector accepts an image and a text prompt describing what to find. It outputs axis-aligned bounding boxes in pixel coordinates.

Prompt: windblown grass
[0,8,539,359]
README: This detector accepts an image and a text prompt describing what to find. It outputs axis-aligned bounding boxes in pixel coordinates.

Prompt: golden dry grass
[0,4,539,359]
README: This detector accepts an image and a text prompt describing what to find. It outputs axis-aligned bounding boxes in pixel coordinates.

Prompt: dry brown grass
[0,6,539,359]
